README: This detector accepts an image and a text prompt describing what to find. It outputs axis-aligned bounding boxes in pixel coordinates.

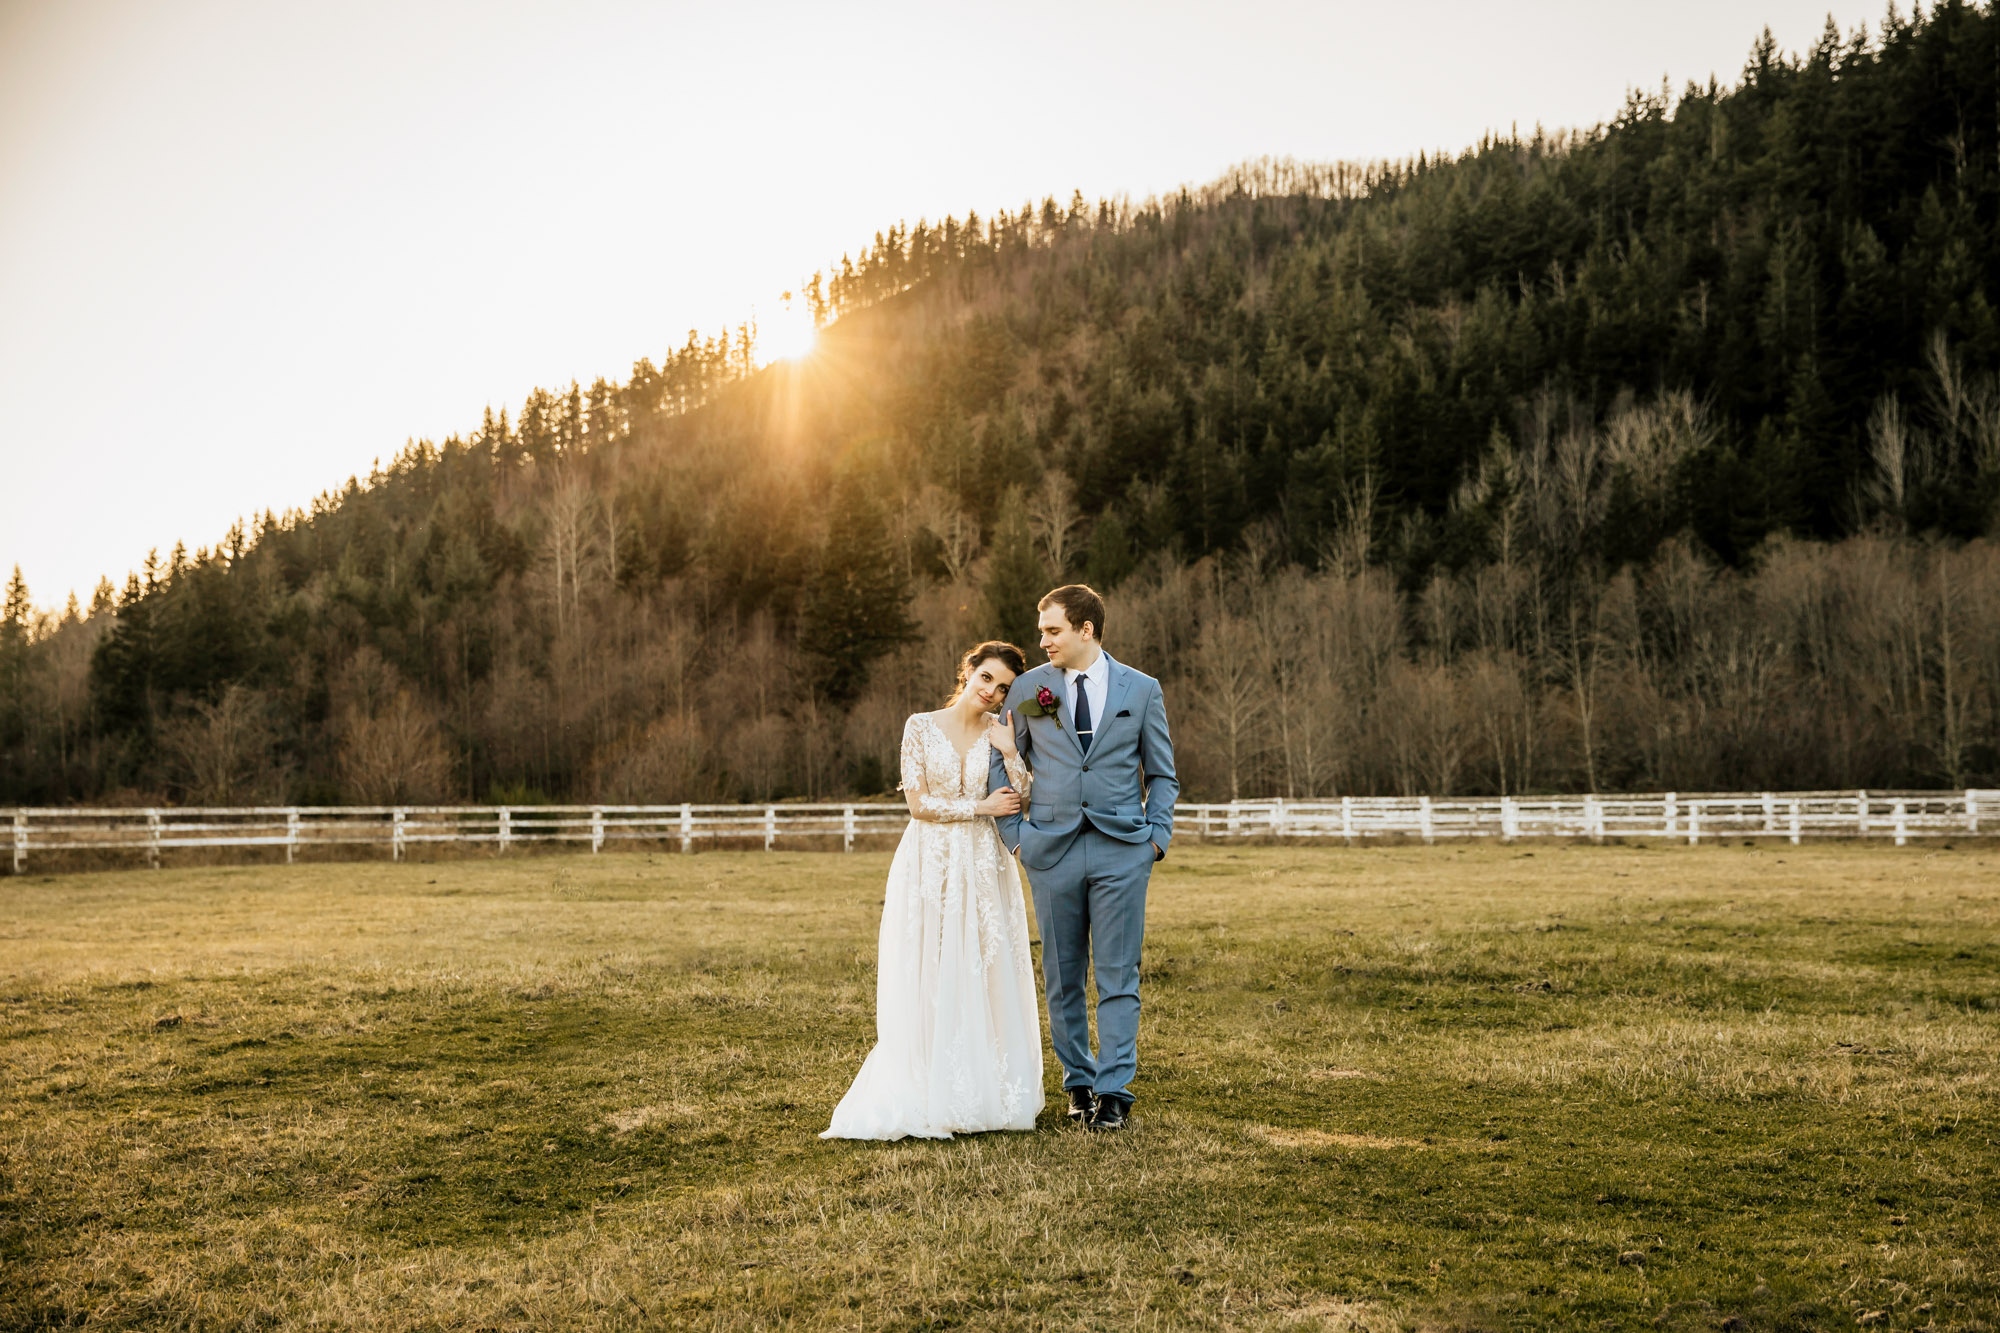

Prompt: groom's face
[1037,605,1096,669]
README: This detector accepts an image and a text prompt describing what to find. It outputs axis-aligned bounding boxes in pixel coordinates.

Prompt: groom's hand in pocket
[975,787,1021,817]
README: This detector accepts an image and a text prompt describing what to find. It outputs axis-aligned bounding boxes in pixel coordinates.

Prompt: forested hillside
[4,3,1999,808]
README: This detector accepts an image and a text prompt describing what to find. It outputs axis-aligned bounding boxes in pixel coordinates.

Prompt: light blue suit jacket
[989,652,1178,872]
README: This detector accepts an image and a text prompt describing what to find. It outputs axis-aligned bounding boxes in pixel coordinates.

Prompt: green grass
[2,842,1997,1330]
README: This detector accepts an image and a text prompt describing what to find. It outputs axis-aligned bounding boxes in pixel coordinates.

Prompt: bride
[822,640,1045,1140]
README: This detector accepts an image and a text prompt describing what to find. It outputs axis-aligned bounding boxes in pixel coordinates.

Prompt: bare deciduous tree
[1185,609,1272,802]
[591,712,712,804]
[337,691,452,804]
[729,713,789,801]
[158,685,285,805]
[1520,385,1610,556]
[1602,388,1711,517]
[1462,649,1537,795]
[1025,472,1084,580]
[542,463,598,636]
[1250,569,1341,797]
[333,649,453,803]
[911,484,983,583]
[1863,394,1923,527]
[1930,550,1978,787]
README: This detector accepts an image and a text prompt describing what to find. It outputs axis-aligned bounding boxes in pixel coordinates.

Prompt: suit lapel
[1102,653,1134,734]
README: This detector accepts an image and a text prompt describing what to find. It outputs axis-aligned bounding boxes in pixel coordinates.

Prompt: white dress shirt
[1065,650,1110,743]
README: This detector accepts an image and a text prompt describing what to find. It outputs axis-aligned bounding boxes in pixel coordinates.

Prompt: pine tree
[981,486,1048,653]
[1084,508,1136,588]
[797,475,917,703]
[1,566,28,652]
[90,573,158,741]
[1,567,30,714]
[0,567,29,769]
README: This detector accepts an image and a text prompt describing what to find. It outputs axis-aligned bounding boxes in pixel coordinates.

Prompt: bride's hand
[985,709,1019,760]
[975,786,1021,817]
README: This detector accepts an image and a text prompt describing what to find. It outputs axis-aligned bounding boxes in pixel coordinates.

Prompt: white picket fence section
[1182,789,2000,845]
[6,789,1999,875]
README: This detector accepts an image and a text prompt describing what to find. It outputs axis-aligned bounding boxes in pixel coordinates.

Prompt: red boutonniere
[1017,685,1063,727]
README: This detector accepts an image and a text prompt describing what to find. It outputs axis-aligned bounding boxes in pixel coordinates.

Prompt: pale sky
[2,0,1880,610]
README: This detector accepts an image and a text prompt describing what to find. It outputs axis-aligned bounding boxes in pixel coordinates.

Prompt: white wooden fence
[6,789,1998,875]
[1185,789,2000,845]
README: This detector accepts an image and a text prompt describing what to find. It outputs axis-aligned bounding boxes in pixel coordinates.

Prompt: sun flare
[759,304,819,363]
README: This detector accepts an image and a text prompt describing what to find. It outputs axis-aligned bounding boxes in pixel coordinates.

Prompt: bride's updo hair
[949,640,1027,705]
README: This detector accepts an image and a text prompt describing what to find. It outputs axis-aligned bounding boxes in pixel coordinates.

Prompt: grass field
[2,842,1996,1332]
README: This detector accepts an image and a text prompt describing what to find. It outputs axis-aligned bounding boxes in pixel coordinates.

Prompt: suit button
[1082,801,1089,808]
[1082,766,1090,773]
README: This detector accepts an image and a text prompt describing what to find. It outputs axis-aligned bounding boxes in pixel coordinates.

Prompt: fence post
[12,810,25,875]
[764,805,777,851]
[392,808,406,862]
[1500,796,1516,842]
[1789,799,1802,845]
[680,803,693,854]
[1341,795,1354,844]
[1587,794,1604,844]
[1271,797,1286,840]
[1419,795,1434,845]
[1761,792,1775,834]
[286,808,299,864]
[1663,792,1677,839]
[146,809,161,870]
[843,805,855,853]
[591,807,604,854]
[1687,801,1701,845]
[1893,800,1908,847]
[1966,789,1978,835]
[498,806,512,854]
[1856,790,1869,837]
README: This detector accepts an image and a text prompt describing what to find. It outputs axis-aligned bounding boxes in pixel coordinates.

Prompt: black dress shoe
[1065,1088,1096,1123]
[1088,1094,1132,1131]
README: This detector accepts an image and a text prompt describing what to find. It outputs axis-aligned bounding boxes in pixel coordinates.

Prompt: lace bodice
[899,712,1032,822]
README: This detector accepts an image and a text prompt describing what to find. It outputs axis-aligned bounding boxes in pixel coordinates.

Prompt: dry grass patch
[601,1102,701,1134]
[1275,1297,1400,1330]
[2,842,1998,1330]
[1245,1125,1427,1151]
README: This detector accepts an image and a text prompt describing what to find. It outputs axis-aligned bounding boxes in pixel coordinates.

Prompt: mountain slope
[3,3,1998,807]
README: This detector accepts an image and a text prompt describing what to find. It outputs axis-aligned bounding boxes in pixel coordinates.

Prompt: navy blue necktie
[1073,672,1093,754]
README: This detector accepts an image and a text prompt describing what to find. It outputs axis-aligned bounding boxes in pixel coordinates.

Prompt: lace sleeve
[1001,751,1033,800]
[900,715,975,822]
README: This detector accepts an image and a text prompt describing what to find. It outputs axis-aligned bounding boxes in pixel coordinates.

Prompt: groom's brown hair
[1038,584,1107,642]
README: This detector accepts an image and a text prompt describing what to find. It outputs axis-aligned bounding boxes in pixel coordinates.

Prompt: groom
[989,584,1178,1131]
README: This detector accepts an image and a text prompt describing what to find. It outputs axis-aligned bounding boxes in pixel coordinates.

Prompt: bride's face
[960,658,1017,713]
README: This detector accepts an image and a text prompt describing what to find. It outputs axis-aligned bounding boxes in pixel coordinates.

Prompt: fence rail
[1184,789,2000,845]
[6,789,1999,875]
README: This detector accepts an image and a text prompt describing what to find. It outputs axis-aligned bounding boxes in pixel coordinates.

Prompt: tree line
[2,3,1997,808]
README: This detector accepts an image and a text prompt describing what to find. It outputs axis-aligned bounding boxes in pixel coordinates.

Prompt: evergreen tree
[1,566,27,652]
[0,566,31,748]
[797,475,917,703]
[981,486,1048,653]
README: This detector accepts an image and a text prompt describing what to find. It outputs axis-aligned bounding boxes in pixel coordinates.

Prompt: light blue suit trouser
[1027,826,1153,1101]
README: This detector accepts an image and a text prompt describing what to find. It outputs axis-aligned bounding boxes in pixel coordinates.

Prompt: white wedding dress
[822,712,1045,1140]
